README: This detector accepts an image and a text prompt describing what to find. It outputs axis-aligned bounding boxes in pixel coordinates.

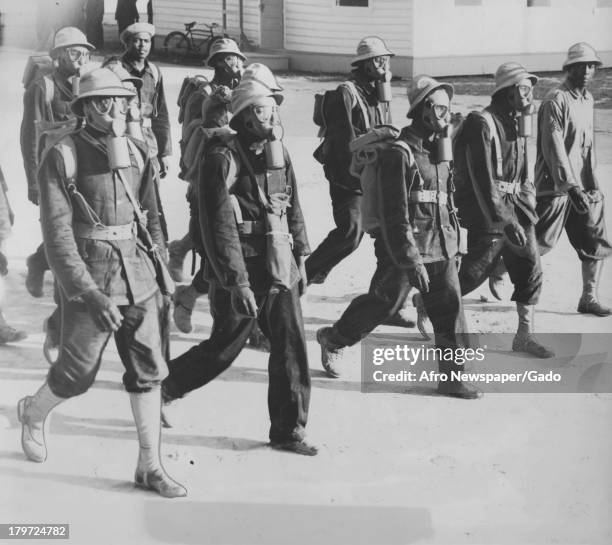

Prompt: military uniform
[162,129,313,445]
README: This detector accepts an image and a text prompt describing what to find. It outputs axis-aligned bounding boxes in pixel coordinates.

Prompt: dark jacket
[319,71,392,193]
[20,70,78,197]
[38,128,163,305]
[376,126,459,268]
[197,134,310,290]
[121,56,172,160]
[453,101,537,231]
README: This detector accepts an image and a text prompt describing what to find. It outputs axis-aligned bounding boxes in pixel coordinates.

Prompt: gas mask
[421,89,453,163]
[83,96,132,169]
[362,55,391,82]
[507,78,534,113]
[219,54,244,78]
[242,97,285,169]
[57,47,90,77]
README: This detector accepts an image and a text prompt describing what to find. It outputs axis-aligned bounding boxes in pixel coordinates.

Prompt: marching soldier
[535,43,612,316]
[17,68,186,498]
[161,71,317,455]
[317,76,480,399]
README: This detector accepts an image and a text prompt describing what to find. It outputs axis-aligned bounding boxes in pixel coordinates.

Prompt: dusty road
[0,48,611,545]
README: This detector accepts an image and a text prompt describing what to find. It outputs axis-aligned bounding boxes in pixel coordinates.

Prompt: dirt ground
[0,47,611,545]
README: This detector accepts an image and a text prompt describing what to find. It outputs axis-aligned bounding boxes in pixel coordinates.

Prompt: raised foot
[17,396,47,463]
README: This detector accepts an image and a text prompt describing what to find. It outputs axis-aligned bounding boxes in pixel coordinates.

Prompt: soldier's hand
[408,264,430,294]
[230,286,258,318]
[568,186,590,215]
[82,289,123,332]
[297,255,307,296]
[28,188,39,206]
[158,156,170,179]
[503,222,527,247]
[0,251,8,276]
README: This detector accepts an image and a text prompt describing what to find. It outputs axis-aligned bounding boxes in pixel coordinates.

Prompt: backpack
[348,125,412,234]
[180,124,235,182]
[313,80,370,139]
[22,55,54,91]
[177,74,211,125]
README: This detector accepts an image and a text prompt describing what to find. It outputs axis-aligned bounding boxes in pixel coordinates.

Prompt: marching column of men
[13,27,611,495]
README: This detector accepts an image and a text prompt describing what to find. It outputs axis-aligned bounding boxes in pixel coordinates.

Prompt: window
[527,0,551,6]
[337,0,369,6]
[455,0,482,5]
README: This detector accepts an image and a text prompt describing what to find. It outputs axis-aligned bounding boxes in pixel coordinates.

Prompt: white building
[153,0,612,77]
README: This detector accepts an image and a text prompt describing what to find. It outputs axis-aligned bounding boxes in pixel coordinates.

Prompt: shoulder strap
[479,109,503,179]
[42,75,55,122]
[54,136,77,182]
[343,81,371,131]
[126,138,145,175]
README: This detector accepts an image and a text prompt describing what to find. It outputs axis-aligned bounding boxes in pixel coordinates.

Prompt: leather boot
[129,388,187,498]
[437,361,482,400]
[577,260,612,316]
[316,327,344,378]
[17,382,63,463]
[172,284,200,334]
[25,253,45,298]
[512,303,555,358]
[412,292,431,340]
[167,235,192,283]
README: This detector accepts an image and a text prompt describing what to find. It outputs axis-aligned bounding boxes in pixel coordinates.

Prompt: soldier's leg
[18,294,112,462]
[458,230,505,296]
[167,233,193,283]
[172,256,209,334]
[419,260,481,399]
[503,222,554,358]
[317,238,410,378]
[114,293,186,498]
[162,279,255,400]
[25,243,49,298]
[258,284,316,455]
[535,195,571,257]
[564,193,612,316]
[305,184,363,285]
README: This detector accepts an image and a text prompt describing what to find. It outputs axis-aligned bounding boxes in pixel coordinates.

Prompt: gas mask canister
[363,56,392,101]
[422,89,453,163]
[508,78,535,136]
[84,96,131,169]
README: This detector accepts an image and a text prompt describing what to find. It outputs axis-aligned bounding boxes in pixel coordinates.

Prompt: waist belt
[141,117,152,128]
[74,222,136,241]
[409,190,448,206]
[238,220,266,235]
[495,180,520,195]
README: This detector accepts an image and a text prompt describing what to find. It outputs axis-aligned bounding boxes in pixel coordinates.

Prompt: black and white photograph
[0,0,611,544]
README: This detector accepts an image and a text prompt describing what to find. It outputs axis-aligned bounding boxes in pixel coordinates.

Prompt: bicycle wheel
[164,31,190,57]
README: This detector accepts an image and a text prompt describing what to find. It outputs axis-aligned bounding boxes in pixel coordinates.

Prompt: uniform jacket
[319,71,392,193]
[20,69,78,196]
[535,81,597,196]
[376,126,459,268]
[38,127,163,305]
[453,101,537,231]
[197,133,310,290]
[121,56,172,160]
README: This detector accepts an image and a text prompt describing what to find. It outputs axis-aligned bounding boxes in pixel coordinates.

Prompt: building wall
[283,0,413,74]
[411,0,612,76]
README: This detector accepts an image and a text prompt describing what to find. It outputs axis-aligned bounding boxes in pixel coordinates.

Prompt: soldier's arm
[538,95,577,193]
[38,147,99,299]
[284,149,310,257]
[197,150,249,289]
[463,114,513,227]
[20,82,46,198]
[378,147,422,270]
[151,73,172,159]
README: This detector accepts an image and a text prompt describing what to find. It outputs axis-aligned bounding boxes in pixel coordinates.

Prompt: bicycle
[163,21,229,60]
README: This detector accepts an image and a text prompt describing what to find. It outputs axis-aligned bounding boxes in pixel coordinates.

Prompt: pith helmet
[242,63,283,92]
[50,27,94,57]
[493,62,538,95]
[120,22,156,45]
[230,78,284,124]
[70,68,136,116]
[351,36,394,66]
[406,75,454,118]
[563,42,602,69]
[104,62,143,90]
[206,38,247,66]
